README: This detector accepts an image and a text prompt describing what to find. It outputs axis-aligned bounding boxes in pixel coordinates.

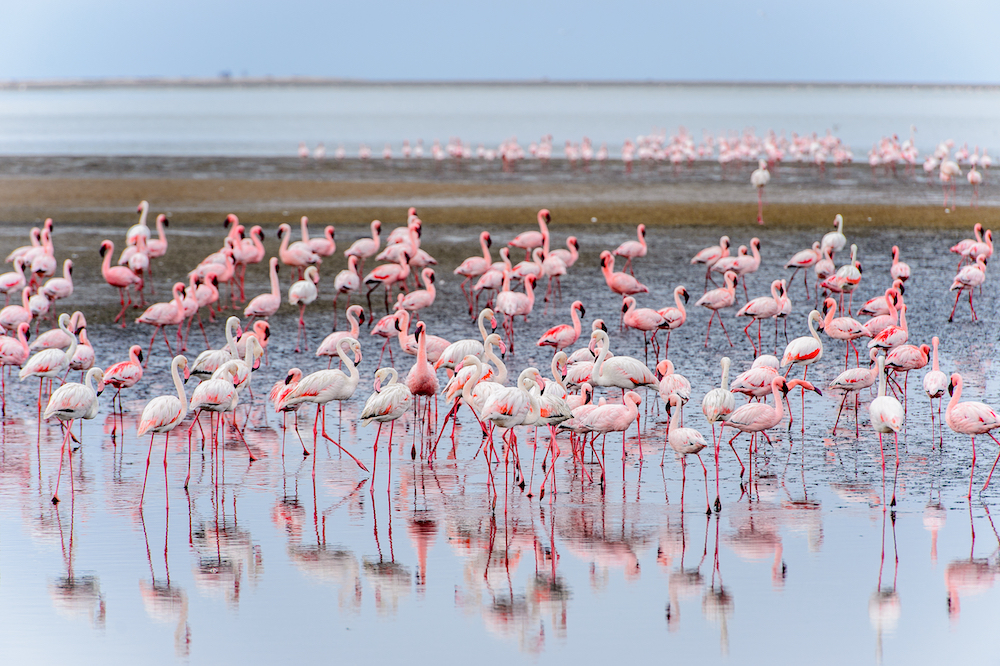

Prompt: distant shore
[1,76,998,91]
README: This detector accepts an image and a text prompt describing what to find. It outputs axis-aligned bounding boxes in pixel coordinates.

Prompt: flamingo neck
[172,358,188,413]
[771,382,785,421]
[484,338,507,385]
[85,367,100,396]
[462,358,483,412]
[674,289,686,315]
[226,319,239,357]
[348,310,360,337]
[337,340,359,383]
[300,217,309,242]
[481,236,491,263]
[269,262,280,297]
[477,310,489,342]
[385,368,398,385]
[720,360,731,391]
[877,358,888,398]
[593,331,611,379]
[946,376,962,414]
[932,339,939,372]
[570,306,581,335]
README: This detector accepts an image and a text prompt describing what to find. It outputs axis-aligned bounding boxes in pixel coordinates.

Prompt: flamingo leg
[140,432,155,506]
[319,404,369,472]
[51,420,74,503]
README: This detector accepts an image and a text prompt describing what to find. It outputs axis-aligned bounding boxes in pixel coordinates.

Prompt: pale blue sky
[4,0,999,83]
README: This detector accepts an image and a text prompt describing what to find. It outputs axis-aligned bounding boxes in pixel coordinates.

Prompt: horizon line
[1,75,999,91]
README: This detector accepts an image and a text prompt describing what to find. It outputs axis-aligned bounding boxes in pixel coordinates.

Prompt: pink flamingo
[600,251,649,301]
[41,259,74,304]
[736,279,783,356]
[394,310,451,365]
[664,393,711,514]
[783,242,820,299]
[923,336,948,425]
[360,367,412,492]
[44,366,104,504]
[701,356,735,510]
[279,338,368,471]
[332,255,361,326]
[0,258,27,305]
[509,209,550,260]
[578,390,642,484]
[186,362,256,465]
[828,349,879,437]
[863,288,902,338]
[20,313,76,411]
[68,329,94,379]
[135,283,186,363]
[29,229,56,281]
[949,256,987,322]
[945,372,1000,498]
[370,312,400,365]
[406,321,440,437]
[858,282,904,317]
[885,342,930,407]
[869,303,908,350]
[890,246,910,282]
[622,296,667,362]
[100,240,143,326]
[963,229,993,263]
[277,223,321,278]
[0,287,32,331]
[613,224,647,274]
[288,266,320,352]
[495,272,537,352]
[657,285,690,357]
[104,345,144,439]
[363,253,411,314]
[548,236,580,268]
[820,297,871,367]
[695,271,738,347]
[317,305,365,368]
[344,220,382,275]
[5,226,41,264]
[244,257,282,322]
[781,309,824,431]
[128,200,151,245]
[454,231,493,313]
[270,367,308,456]
[190,316,240,379]
[394,268,437,317]
[303,217,336,257]
[536,300,585,351]
[951,223,984,264]
[751,159,770,224]
[0,322,31,414]
[434,307,495,371]
[870,354,905,506]
[589,329,658,394]
[137,355,190,504]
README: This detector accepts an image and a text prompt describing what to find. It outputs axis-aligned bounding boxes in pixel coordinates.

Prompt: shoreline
[0,175,997,231]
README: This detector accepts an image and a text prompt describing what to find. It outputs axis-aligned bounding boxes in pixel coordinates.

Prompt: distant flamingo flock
[0,200,997,515]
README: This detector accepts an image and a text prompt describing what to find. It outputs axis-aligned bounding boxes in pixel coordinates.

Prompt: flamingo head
[157,214,168,227]
[137,201,149,215]
[483,232,492,247]
[373,220,382,234]
[574,301,586,318]
[224,213,238,228]
[99,240,112,257]
[539,209,551,224]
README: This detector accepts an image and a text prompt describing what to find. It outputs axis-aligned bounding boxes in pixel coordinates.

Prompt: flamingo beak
[948,382,954,396]
[490,317,498,330]
[499,340,507,356]
[374,377,383,393]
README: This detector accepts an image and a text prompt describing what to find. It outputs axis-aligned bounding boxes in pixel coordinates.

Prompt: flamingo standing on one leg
[784,242,820,300]
[828,349,879,437]
[360,367,412,492]
[702,356,735,511]
[288,266,320,353]
[137,355,190,504]
[44,367,105,504]
[736,279,783,356]
[945,373,1000,499]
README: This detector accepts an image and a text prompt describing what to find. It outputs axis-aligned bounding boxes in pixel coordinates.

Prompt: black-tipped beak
[948,382,954,396]
[579,305,586,318]
[285,373,294,385]
[137,350,144,363]
[621,303,628,314]
[600,322,608,332]
[682,290,690,304]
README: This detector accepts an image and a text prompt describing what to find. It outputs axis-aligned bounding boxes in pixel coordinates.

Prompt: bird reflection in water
[923,485,946,565]
[191,490,262,607]
[870,510,900,665]
[140,504,190,658]
[702,514,733,656]
[366,489,412,616]
[661,512,709,632]
[945,503,998,620]
[48,499,106,629]
[726,504,786,589]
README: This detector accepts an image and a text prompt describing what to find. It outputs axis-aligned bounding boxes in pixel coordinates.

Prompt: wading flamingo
[137,355,190,504]
[702,356,735,511]
[613,224,647,274]
[103,344,144,439]
[945,373,1000,499]
[360,367,412,492]
[664,393,711,514]
[44,366,104,504]
[695,271,738,348]
[288,265,320,352]
[100,240,143,326]
[751,159,770,224]
[870,354,905,506]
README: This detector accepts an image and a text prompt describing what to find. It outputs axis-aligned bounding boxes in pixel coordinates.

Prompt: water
[0,218,998,664]
[1,83,999,156]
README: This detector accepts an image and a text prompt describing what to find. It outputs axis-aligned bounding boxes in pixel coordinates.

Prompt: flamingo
[510,247,544,282]
[344,220,382,275]
[869,303,908,350]
[100,240,142,326]
[363,253,411,314]
[870,354,905,506]
[393,310,451,364]
[124,235,150,306]
[702,356,735,511]
[288,265,320,352]
[736,280,783,356]
[405,321,440,437]
[751,159,770,224]
[147,214,169,259]
[68,328,94,378]
[435,307,495,371]
[20,312,77,410]
[40,258,74,304]
[781,309,824,431]
[695,271,738,348]
[5,227,42,265]
[127,200,151,246]
[890,246,911,282]
[949,256,987,322]
[135,283,186,363]
[394,268,436,316]
[590,329,658,393]
[820,297,871,367]
[277,223,320,278]
[951,223,984,262]
[945,372,1000,498]
[187,362,256,464]
[190,316,241,379]
[103,344,144,439]
[536,300,585,351]
[783,242,820,299]
[270,367,309,456]
[317,305,366,368]
[923,336,948,425]
[0,287,32,331]
[245,257,282,323]
[656,359,691,411]
[600,251,648,298]
[828,349,879,437]
[137,355,191,503]
[858,282,905,317]
[623,296,666,362]
[509,209,550,260]
[31,311,85,351]
[657,285,690,357]
[279,337,368,471]
[613,224,647,274]
[0,258,27,305]
[454,231,492,314]
[303,218,336,257]
[360,367,412,491]
[885,342,930,404]
[44,366,104,504]
[332,255,361,324]
[822,214,847,258]
[548,236,580,268]
[0,322,31,414]
[963,229,993,263]
[29,229,56,281]
[577,390,642,484]
[664,394,711,514]
[495,273,537,352]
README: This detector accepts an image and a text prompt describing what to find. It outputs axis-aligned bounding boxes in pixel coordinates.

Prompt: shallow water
[1,83,999,156]
[0,218,999,664]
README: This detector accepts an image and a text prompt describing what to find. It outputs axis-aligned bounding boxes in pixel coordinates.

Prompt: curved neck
[385,368,399,385]
[395,312,410,345]
[807,312,821,343]
[101,245,113,274]
[172,357,188,413]
[947,376,962,412]
[156,217,167,242]
[462,358,484,413]
[771,382,785,420]
[85,368,100,395]
[279,227,290,254]
[568,240,578,262]
[371,223,380,241]
[337,340,359,383]
[484,338,507,385]
[674,288,686,314]
[480,235,491,262]
[226,319,239,356]
[593,331,611,377]
[570,305,581,335]
[300,217,310,242]
[477,310,490,342]
[348,309,360,337]
[60,318,78,362]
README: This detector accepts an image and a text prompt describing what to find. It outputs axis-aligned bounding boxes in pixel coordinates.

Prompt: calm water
[0,218,998,664]
[1,83,999,156]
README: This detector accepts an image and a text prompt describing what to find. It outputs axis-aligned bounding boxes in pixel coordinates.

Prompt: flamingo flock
[0,202,996,518]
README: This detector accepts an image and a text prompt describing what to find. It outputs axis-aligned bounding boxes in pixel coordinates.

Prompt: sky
[4,0,999,84]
